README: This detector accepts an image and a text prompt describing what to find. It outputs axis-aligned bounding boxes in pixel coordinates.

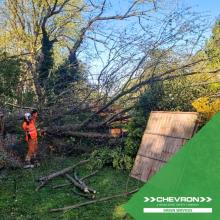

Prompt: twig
[52,183,71,189]
[50,188,139,212]
[80,170,99,181]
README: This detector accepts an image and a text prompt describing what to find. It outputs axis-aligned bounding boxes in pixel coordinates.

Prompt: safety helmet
[24,112,31,121]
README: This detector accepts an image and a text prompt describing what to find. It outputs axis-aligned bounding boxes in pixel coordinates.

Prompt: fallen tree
[47,130,116,139]
[2,1,220,157]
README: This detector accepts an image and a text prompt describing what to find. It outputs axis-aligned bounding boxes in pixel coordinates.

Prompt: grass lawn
[0,156,142,220]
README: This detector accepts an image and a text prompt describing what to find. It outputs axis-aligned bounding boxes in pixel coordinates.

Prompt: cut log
[65,174,89,193]
[72,189,96,199]
[74,171,96,194]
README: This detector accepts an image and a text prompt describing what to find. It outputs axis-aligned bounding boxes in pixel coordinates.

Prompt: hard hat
[24,112,31,121]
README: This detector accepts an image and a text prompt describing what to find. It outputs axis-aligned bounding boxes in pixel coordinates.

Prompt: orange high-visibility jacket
[22,116,37,141]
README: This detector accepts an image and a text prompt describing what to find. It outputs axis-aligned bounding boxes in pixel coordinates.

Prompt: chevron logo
[144,197,212,203]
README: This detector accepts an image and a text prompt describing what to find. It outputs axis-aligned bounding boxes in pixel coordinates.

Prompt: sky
[184,0,219,21]
[85,0,220,82]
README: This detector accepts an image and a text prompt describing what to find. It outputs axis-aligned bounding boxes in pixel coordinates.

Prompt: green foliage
[125,75,212,160]
[0,52,36,106]
[158,76,211,111]
[52,59,81,94]
[112,205,131,220]
[89,148,113,169]
[205,19,220,69]
[124,112,146,157]
[89,147,134,170]
[125,83,163,158]
[0,0,83,103]
[112,150,133,170]
[19,91,36,107]
[0,52,21,102]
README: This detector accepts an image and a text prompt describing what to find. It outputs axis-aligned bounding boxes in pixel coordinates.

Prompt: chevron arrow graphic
[144,197,150,202]
[206,197,212,202]
[200,197,206,202]
[150,197,156,202]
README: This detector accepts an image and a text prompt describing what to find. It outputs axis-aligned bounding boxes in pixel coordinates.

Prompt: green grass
[0,156,142,220]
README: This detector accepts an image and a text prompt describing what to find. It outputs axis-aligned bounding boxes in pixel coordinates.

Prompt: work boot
[23,160,34,169]
[32,158,40,167]
[34,160,40,167]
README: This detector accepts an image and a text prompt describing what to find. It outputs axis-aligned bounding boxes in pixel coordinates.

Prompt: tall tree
[0,0,83,103]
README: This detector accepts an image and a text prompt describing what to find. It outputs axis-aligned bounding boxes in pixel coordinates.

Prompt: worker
[22,109,39,168]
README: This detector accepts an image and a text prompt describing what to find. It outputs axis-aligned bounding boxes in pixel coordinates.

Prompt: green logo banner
[124,112,220,220]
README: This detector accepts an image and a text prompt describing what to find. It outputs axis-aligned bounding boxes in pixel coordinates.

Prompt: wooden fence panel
[130,111,198,182]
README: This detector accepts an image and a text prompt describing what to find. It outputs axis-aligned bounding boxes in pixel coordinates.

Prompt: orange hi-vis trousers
[25,138,38,162]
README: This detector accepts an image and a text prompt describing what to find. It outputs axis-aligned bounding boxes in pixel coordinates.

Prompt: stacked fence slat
[130,111,198,182]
